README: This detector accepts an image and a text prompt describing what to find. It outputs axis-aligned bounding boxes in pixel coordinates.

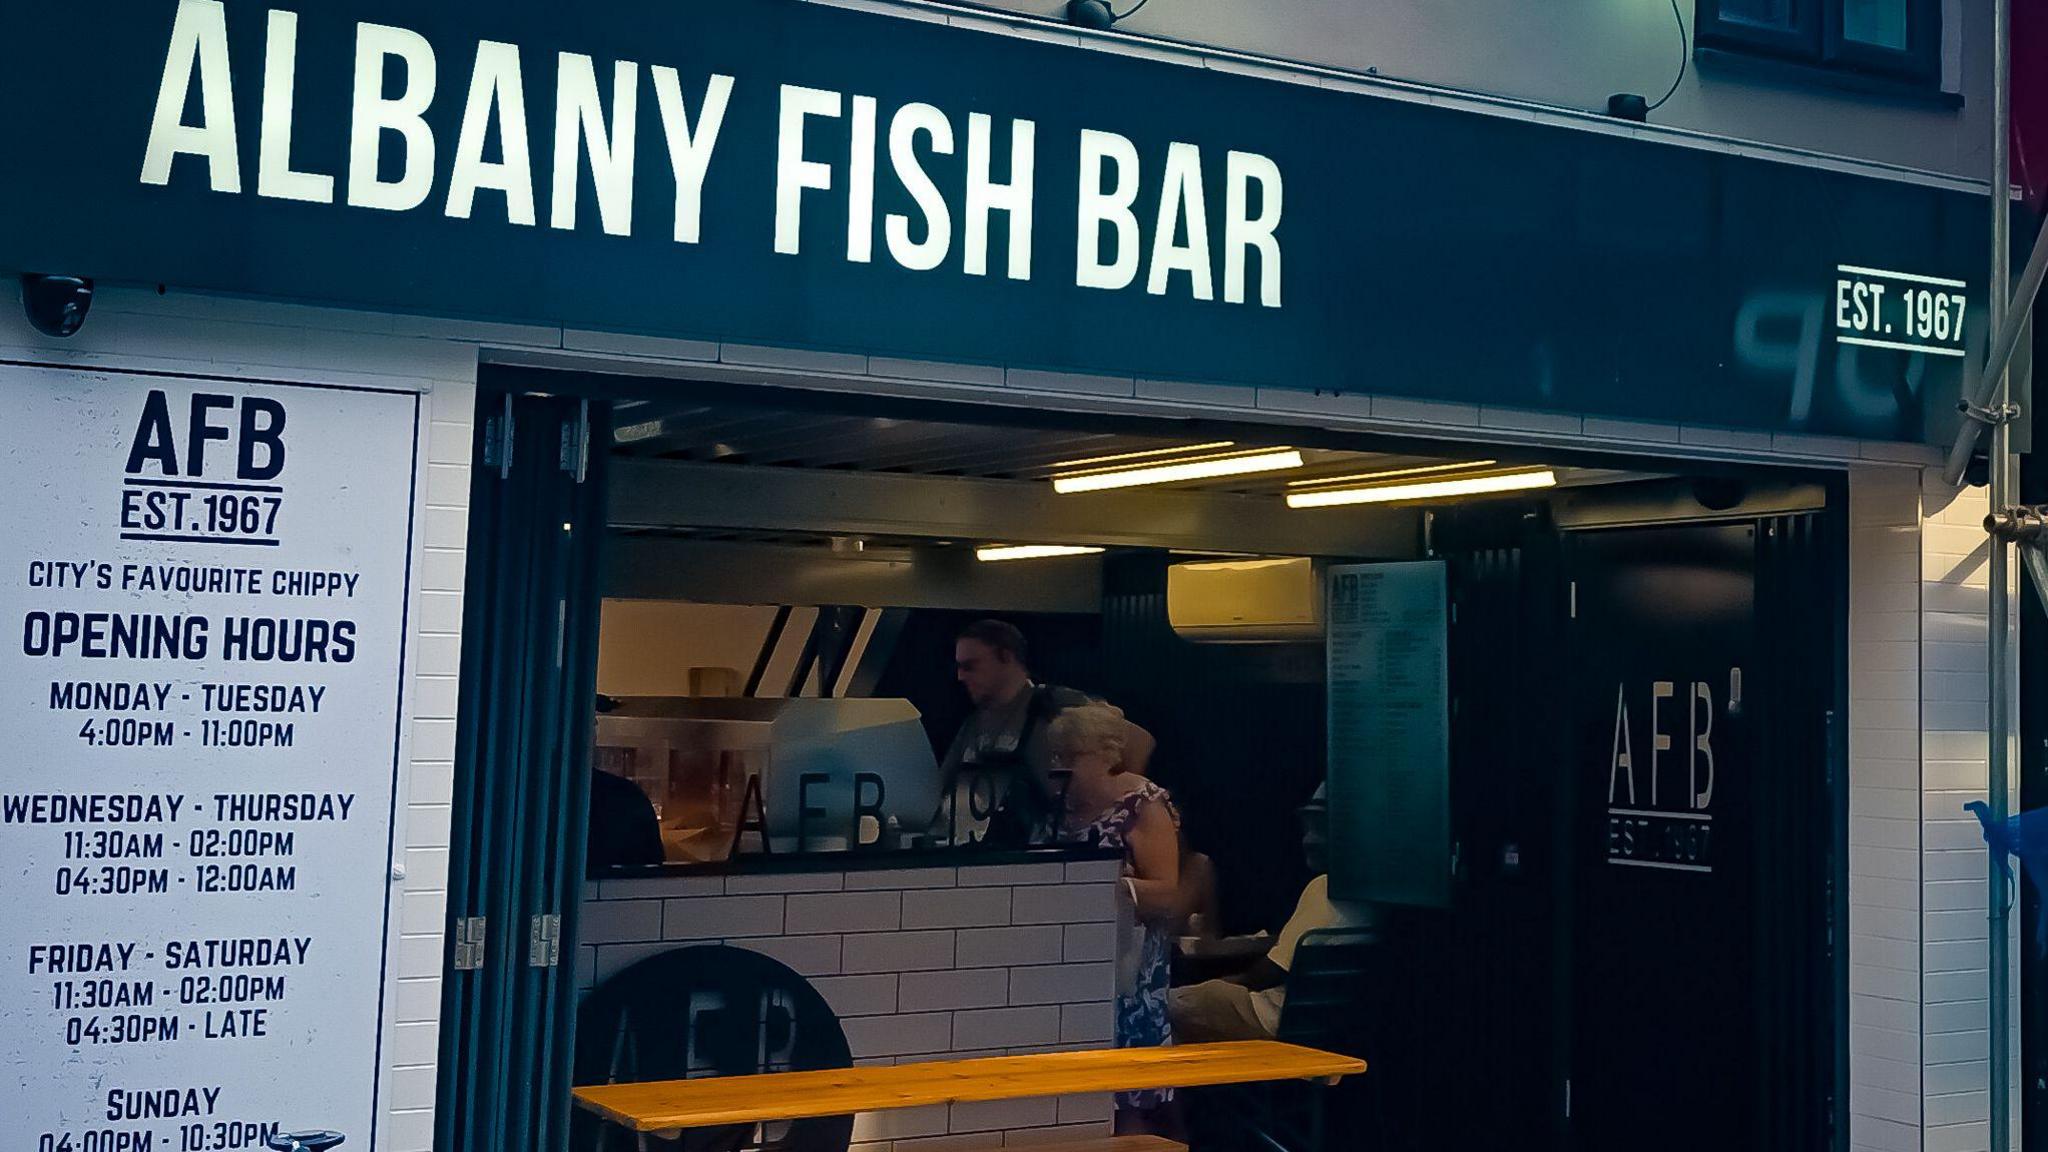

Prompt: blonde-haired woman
[1048,701,1181,1132]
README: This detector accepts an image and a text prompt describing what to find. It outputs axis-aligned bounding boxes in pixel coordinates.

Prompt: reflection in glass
[1842,0,1908,48]
[1719,0,1795,29]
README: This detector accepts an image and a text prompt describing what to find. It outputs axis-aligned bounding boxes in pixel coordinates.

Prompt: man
[588,768,666,869]
[1168,787,1373,1041]
[931,620,1090,844]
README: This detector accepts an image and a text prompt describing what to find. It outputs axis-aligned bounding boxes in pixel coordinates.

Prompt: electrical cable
[1111,0,1153,22]
[1646,0,1690,112]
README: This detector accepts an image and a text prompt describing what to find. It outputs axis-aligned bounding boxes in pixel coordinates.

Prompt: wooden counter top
[573,1041,1366,1132]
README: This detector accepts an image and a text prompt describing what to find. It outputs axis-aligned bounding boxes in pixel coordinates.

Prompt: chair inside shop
[1186,927,1384,1152]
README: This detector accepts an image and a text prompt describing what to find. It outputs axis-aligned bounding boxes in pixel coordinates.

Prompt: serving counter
[578,845,1126,1150]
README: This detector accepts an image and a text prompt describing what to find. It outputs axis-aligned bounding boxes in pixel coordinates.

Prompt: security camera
[1606,94,1649,122]
[20,273,93,338]
[1066,0,1116,29]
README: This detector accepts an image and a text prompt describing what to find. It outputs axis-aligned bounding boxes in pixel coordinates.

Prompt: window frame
[1821,0,1942,85]
[1696,0,1942,88]
[1696,0,1823,62]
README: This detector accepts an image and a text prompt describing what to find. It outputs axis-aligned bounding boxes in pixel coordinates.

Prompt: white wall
[1916,475,2019,1152]
[892,0,1994,182]
[596,600,783,697]
[1851,465,1928,1152]
[1846,465,2019,1152]
[384,372,477,1151]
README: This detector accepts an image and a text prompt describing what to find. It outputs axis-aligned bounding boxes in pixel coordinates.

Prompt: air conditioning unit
[1167,556,1325,643]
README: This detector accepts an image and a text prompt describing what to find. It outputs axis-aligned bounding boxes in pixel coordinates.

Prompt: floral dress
[1068,779,1180,1110]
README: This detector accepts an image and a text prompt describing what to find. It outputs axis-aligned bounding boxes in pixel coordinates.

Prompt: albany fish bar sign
[0,0,1989,439]
[137,3,1284,309]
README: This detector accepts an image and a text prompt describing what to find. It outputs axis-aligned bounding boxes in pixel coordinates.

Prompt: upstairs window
[1697,0,1941,87]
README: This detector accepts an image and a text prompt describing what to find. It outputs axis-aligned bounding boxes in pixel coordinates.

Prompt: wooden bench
[572,1040,1365,1139]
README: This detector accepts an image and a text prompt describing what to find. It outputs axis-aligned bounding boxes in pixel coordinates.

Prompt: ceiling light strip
[1285,460,1499,488]
[975,544,1107,562]
[1049,441,1238,470]
[1286,469,1557,508]
[1052,449,1306,494]
[1053,445,1297,482]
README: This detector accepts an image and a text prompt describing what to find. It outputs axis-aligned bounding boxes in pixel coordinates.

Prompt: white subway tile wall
[385,350,477,1152]
[1848,466,1925,1152]
[958,926,1066,969]
[1912,475,2015,1152]
[901,887,1013,929]
[582,862,1118,1148]
[845,929,959,973]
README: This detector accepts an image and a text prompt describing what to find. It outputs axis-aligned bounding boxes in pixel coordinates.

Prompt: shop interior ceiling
[607,395,1622,496]
[598,390,1656,608]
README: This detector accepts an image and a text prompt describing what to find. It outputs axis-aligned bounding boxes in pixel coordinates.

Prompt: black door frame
[435,389,610,1152]
[431,365,1852,1152]
[1553,489,1848,1152]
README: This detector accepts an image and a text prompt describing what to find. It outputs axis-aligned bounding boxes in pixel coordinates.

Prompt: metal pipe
[1943,220,2048,486]
[1987,0,2015,1137]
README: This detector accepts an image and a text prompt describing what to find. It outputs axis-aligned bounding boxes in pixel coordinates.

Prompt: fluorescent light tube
[1286,469,1557,508]
[1286,460,1497,488]
[1052,449,1305,494]
[1051,441,1238,470]
[975,544,1107,562]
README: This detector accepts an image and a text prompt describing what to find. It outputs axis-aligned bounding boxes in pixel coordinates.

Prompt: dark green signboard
[1325,561,1451,909]
[0,0,1988,439]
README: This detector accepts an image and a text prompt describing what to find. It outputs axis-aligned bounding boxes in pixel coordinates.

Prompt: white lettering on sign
[965,113,1036,281]
[1224,151,1283,307]
[0,365,419,1148]
[1832,264,1969,358]
[345,21,438,212]
[1690,680,1715,810]
[446,40,536,226]
[1649,680,1673,808]
[773,84,840,256]
[140,0,241,193]
[256,10,333,204]
[136,1,1285,307]
[847,95,879,265]
[551,53,639,237]
[1148,142,1213,301]
[1077,129,1142,292]
[1607,683,1635,806]
[1605,672,1733,873]
[886,103,954,272]
[650,68,734,245]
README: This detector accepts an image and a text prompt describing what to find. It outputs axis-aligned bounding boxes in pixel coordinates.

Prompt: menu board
[1325,561,1450,908]
[0,367,420,1152]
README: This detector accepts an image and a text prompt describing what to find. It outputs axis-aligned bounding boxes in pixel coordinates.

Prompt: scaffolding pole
[1944,219,2048,488]
[1989,0,2015,1140]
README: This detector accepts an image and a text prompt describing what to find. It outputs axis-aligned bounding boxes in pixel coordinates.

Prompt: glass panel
[1841,0,1909,49]
[1717,0,1796,30]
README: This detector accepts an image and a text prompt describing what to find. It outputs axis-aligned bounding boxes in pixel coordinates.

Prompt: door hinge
[554,599,567,669]
[529,914,562,968]
[451,916,487,971]
[483,394,514,478]
[560,399,590,483]
[1824,872,1837,955]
